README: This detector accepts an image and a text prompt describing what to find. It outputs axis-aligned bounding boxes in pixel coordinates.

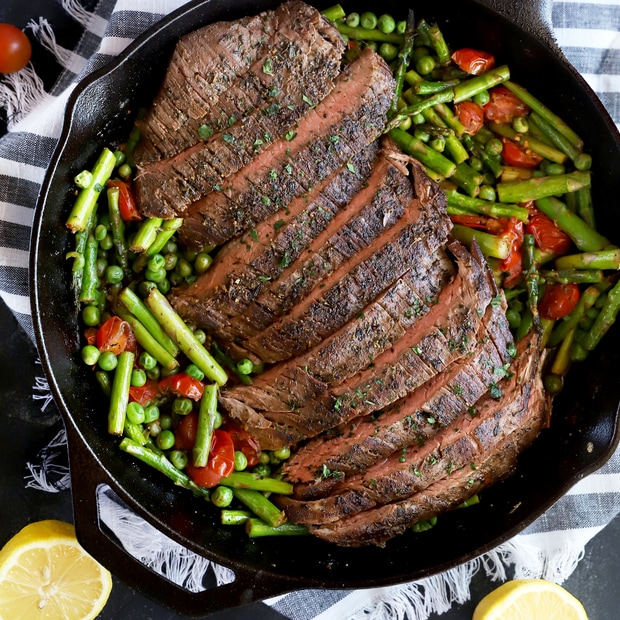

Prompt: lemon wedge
[0,520,112,620]
[473,578,588,620]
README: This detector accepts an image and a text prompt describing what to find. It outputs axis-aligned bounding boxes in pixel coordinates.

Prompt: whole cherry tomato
[539,283,581,320]
[484,86,530,124]
[526,211,572,255]
[96,316,133,354]
[158,373,205,400]
[107,179,142,222]
[451,48,495,75]
[0,24,32,74]
[501,138,543,169]
[455,100,485,135]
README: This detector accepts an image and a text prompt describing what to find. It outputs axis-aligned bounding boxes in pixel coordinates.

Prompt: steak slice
[177,47,395,247]
[134,1,343,166]
[278,331,534,524]
[219,239,496,448]
[134,2,346,217]
[307,362,549,546]
[283,300,514,495]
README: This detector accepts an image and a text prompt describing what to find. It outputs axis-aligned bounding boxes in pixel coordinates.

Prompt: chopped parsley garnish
[198,124,214,139]
[262,58,273,75]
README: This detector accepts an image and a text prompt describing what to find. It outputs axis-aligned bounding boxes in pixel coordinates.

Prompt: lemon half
[473,578,588,620]
[0,520,112,620]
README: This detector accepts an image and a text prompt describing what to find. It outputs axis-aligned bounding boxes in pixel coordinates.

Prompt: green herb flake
[262,58,273,75]
[222,133,235,144]
[302,94,314,107]
[346,161,356,173]
[489,381,503,400]
[285,163,293,174]
[250,228,258,242]
[257,275,271,282]
[273,220,286,231]
[93,183,104,193]
[198,124,214,139]
[285,130,297,141]
[261,195,271,206]
[490,294,503,308]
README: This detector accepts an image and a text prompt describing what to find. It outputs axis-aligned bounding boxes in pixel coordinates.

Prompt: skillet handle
[65,423,296,617]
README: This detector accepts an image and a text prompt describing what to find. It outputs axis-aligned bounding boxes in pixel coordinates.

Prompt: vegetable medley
[64,4,620,537]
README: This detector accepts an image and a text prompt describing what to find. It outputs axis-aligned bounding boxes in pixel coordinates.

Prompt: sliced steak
[219,239,496,448]
[134,1,343,166]
[134,2,346,217]
[308,363,549,546]
[284,300,515,495]
[278,331,534,524]
[177,47,395,247]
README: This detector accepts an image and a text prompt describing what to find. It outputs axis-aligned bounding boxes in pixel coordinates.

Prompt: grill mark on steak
[239,168,451,362]
[219,239,495,448]
[284,301,514,494]
[134,1,343,167]
[278,331,533,524]
[176,48,395,247]
[307,363,548,546]
[134,4,345,217]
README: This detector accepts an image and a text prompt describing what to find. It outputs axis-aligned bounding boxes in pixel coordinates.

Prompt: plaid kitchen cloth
[1,1,620,618]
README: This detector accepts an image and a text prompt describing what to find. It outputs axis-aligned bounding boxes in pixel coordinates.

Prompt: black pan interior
[31,0,620,603]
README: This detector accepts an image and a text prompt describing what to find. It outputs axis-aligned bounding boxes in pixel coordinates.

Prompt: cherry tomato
[174,411,198,451]
[83,327,98,346]
[539,283,581,320]
[107,179,142,222]
[501,138,543,169]
[96,316,132,354]
[0,24,32,74]
[449,214,492,231]
[221,423,261,467]
[498,218,524,289]
[129,379,158,406]
[454,101,485,135]
[526,211,572,255]
[483,86,530,124]
[186,430,235,488]
[158,373,205,400]
[451,48,495,75]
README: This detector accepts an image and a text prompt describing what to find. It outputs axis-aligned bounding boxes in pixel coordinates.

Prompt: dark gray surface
[1,1,619,618]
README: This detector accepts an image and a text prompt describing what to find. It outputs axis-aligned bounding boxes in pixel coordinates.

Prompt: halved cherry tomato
[539,283,581,320]
[451,48,495,75]
[0,24,32,74]
[96,316,133,354]
[483,86,529,123]
[498,218,524,289]
[455,101,485,135]
[449,214,493,231]
[129,379,158,406]
[174,411,198,451]
[107,179,143,222]
[501,138,543,169]
[158,373,205,400]
[221,423,261,467]
[84,327,98,346]
[526,211,572,255]
[186,430,235,488]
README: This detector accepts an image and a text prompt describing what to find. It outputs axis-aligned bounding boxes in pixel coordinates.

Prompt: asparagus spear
[245,519,309,538]
[108,350,135,436]
[232,488,287,528]
[496,170,591,203]
[129,217,163,254]
[388,10,415,118]
[219,471,293,495]
[107,186,130,279]
[221,510,252,526]
[389,127,457,178]
[582,278,620,351]
[445,190,529,220]
[336,23,404,44]
[450,224,512,259]
[78,233,100,305]
[192,384,218,468]
[555,249,620,271]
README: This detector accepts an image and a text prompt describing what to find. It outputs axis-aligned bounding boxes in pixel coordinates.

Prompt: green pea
[213,410,223,429]
[105,265,124,284]
[139,351,157,370]
[193,329,207,344]
[146,366,161,381]
[94,224,108,241]
[236,358,254,375]
[144,405,160,423]
[416,55,436,75]
[273,446,291,461]
[211,486,234,508]
[99,234,114,251]
[469,156,483,172]
[364,41,377,52]
[145,267,167,283]
[98,351,118,371]
[183,249,198,263]
[156,278,171,295]
[169,271,184,287]
[398,116,412,131]
[95,258,108,278]
[194,252,213,275]
[473,90,490,106]
[345,12,360,27]
[546,162,566,176]
[377,14,396,34]
[379,43,398,61]
[172,397,193,416]
[485,138,503,155]
[234,450,248,471]
[506,308,521,330]
[175,257,193,279]
[147,253,165,271]
[126,401,145,425]
[478,185,496,201]
[159,414,173,431]
[543,373,563,395]
[156,429,175,450]
[81,345,100,366]
[118,163,132,179]
[185,364,205,381]
[360,11,377,29]
[164,253,178,271]
[253,463,271,477]
[512,116,529,133]
[164,240,178,254]
[169,450,188,470]
[131,368,147,387]
[82,305,101,327]
[113,150,125,166]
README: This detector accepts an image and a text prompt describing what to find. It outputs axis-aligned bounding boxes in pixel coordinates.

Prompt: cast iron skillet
[31,0,620,615]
